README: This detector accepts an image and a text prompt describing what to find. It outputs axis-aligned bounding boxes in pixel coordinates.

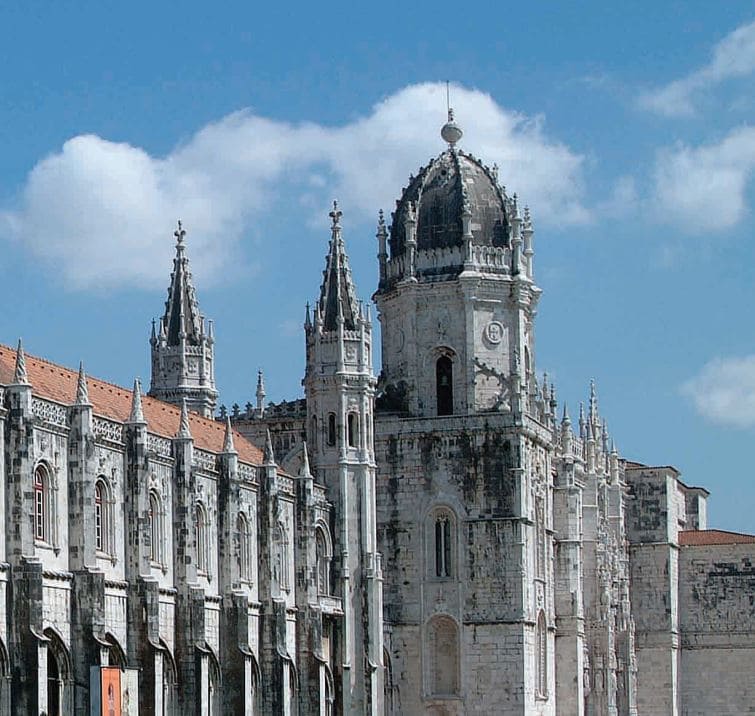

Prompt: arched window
[436,356,453,416]
[148,491,163,565]
[536,610,547,698]
[327,413,336,446]
[274,523,289,592]
[95,478,114,555]
[324,666,334,716]
[196,503,209,574]
[435,514,451,578]
[535,496,546,580]
[161,643,178,716]
[316,527,331,595]
[426,616,459,696]
[45,628,71,716]
[34,464,48,542]
[238,513,251,582]
[347,413,358,448]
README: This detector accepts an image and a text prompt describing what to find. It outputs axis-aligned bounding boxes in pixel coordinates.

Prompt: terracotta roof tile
[679,529,755,546]
[0,343,262,466]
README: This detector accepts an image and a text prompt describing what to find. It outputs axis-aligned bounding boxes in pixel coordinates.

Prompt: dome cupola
[378,112,516,290]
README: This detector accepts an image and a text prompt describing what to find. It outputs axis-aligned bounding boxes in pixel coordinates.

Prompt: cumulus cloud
[682,355,755,428]
[652,126,755,231]
[638,20,755,117]
[0,83,589,290]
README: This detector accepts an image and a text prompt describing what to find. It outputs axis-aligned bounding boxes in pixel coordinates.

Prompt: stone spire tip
[75,361,90,405]
[222,415,237,454]
[129,378,146,424]
[177,398,192,439]
[13,338,29,384]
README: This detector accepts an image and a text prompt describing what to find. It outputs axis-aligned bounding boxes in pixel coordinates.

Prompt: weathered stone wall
[678,542,755,716]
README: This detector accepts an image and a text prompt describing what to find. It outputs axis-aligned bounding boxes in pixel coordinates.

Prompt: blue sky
[1,2,754,532]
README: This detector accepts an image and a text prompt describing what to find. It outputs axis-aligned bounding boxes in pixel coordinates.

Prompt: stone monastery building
[1,111,753,715]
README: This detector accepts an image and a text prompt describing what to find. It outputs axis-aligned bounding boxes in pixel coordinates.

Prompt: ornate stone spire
[298,442,312,478]
[318,201,359,332]
[75,361,90,405]
[149,221,217,418]
[222,416,237,454]
[161,221,203,346]
[128,378,146,424]
[177,398,192,439]
[13,338,28,384]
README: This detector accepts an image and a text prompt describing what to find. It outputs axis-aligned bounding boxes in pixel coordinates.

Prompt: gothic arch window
[383,648,394,716]
[274,523,290,593]
[95,477,114,556]
[347,412,358,448]
[323,665,334,716]
[34,463,55,544]
[535,496,545,581]
[237,512,252,582]
[536,610,548,698]
[45,628,71,716]
[148,490,164,565]
[161,642,178,716]
[196,502,209,575]
[436,355,453,416]
[327,413,336,446]
[316,525,332,595]
[426,616,459,696]
[428,508,456,579]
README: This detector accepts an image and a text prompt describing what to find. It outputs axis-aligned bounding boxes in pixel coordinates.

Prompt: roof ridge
[684,528,755,538]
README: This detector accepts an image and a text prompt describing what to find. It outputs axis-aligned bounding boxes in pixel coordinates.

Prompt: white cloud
[0,83,589,290]
[682,355,755,428]
[652,126,755,231]
[639,20,755,117]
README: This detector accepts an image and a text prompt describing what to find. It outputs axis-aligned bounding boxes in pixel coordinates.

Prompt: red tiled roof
[0,344,262,466]
[679,529,755,546]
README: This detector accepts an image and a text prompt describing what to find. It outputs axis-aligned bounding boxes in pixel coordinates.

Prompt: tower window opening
[34,465,48,542]
[327,413,336,446]
[435,513,452,578]
[436,356,453,416]
[347,412,358,447]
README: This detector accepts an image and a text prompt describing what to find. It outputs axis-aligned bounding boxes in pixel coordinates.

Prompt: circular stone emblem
[485,321,504,345]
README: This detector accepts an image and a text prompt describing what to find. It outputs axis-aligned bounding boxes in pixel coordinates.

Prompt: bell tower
[149,221,218,418]
[373,111,541,418]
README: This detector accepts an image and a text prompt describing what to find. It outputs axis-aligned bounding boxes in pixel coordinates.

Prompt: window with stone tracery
[238,512,251,582]
[196,502,209,574]
[148,490,163,564]
[34,463,57,546]
[95,477,113,555]
[435,514,452,578]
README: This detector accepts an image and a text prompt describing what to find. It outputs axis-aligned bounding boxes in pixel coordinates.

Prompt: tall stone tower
[374,112,556,715]
[304,202,384,714]
[149,221,218,418]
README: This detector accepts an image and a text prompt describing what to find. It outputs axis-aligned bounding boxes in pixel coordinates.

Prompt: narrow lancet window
[436,356,453,416]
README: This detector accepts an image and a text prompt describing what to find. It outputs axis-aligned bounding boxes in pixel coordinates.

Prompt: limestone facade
[0,112,753,715]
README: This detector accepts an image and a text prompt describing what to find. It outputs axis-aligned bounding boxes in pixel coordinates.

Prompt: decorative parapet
[146,433,172,458]
[32,397,68,428]
[193,448,218,474]
[93,417,124,444]
[238,463,257,484]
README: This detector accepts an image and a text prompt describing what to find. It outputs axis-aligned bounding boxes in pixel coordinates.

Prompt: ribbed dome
[389,149,509,258]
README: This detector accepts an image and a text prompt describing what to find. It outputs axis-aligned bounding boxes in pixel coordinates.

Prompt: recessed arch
[425,615,460,697]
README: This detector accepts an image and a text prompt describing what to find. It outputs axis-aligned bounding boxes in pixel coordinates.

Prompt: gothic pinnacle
[75,361,90,405]
[13,338,28,384]
[128,378,146,424]
[222,416,237,454]
[299,441,312,478]
[177,398,192,439]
